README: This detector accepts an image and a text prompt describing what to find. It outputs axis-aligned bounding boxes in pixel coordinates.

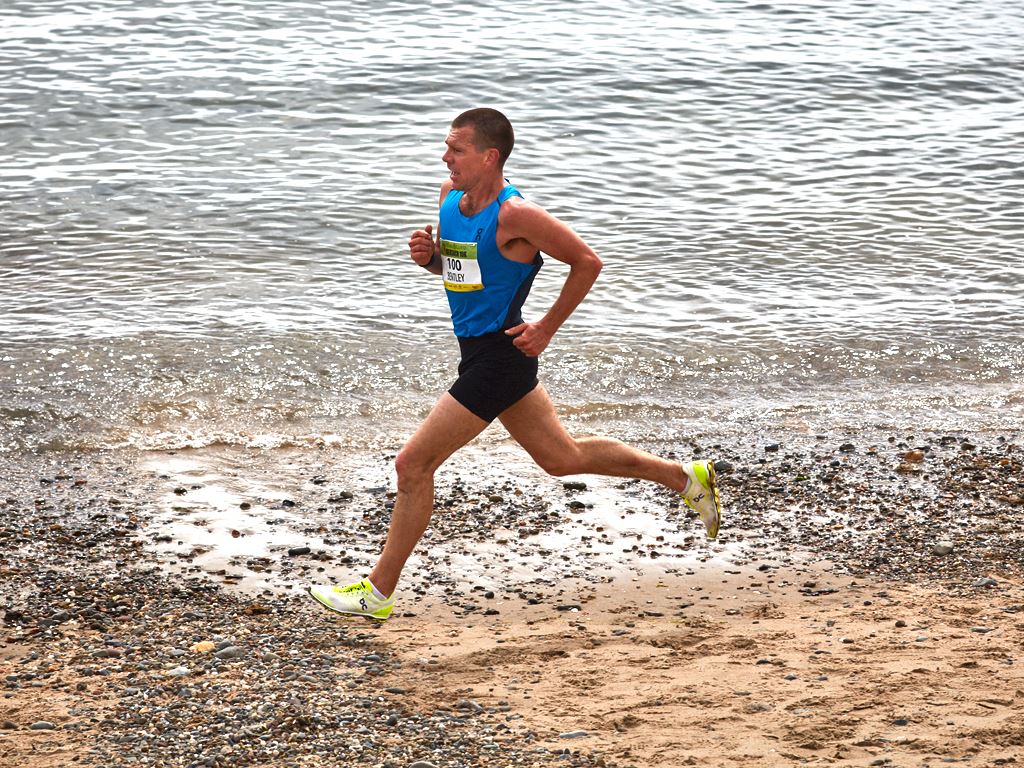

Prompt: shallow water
[2,0,1022,454]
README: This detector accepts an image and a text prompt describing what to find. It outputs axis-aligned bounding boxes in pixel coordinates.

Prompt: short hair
[452,108,515,166]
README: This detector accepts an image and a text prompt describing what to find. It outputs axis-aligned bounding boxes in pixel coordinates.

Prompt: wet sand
[2,430,1023,767]
[385,572,1024,767]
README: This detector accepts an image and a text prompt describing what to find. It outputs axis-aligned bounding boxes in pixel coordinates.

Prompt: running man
[310,108,720,620]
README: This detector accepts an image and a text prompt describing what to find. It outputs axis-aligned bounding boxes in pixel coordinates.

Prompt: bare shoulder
[497,192,595,264]
[498,195,556,231]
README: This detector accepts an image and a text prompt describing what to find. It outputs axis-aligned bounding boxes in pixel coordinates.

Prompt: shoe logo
[360,598,369,611]
[693,493,705,503]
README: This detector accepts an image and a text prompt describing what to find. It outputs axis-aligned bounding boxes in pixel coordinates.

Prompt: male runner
[310,108,720,620]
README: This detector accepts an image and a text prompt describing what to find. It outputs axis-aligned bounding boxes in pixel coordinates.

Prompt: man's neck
[458,175,506,216]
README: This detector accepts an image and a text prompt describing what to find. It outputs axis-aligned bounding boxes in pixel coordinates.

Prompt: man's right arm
[407,181,452,275]
[408,224,441,273]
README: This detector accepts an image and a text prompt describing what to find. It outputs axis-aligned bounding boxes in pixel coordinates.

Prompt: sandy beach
[4,1,1023,765]
[2,431,1022,767]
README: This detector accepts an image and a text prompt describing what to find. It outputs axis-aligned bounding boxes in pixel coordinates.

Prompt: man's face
[442,126,491,190]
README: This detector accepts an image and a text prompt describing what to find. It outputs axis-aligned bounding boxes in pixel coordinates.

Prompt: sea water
[2,0,1022,457]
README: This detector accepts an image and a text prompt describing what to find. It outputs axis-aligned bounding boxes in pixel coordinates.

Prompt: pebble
[974,577,998,588]
[971,626,993,634]
[168,666,190,677]
[2,720,18,729]
[6,436,1023,768]
[215,645,245,659]
[30,721,56,730]
[287,546,311,556]
[560,730,589,739]
[932,542,954,556]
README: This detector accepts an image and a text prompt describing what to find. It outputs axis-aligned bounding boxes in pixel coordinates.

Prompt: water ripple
[1,0,1022,451]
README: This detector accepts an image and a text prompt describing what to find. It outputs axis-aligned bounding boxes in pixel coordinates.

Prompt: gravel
[2,432,1022,766]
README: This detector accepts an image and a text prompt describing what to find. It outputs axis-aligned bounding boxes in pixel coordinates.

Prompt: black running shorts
[449,331,539,422]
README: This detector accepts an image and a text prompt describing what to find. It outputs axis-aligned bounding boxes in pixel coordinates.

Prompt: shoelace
[333,583,367,594]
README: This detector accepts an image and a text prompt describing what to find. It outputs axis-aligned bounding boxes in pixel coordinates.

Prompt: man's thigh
[401,392,490,472]
[497,385,575,463]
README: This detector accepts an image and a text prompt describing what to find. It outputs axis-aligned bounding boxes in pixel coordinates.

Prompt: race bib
[441,239,484,292]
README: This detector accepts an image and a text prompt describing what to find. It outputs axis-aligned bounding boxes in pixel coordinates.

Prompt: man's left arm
[500,199,603,357]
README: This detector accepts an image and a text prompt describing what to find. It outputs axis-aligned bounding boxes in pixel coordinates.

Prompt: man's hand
[505,321,554,357]
[409,224,436,266]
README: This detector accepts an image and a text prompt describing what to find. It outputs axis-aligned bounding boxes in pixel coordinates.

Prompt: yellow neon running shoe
[681,460,721,540]
[308,578,393,621]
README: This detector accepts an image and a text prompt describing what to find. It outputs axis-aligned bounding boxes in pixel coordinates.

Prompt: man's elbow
[565,248,602,280]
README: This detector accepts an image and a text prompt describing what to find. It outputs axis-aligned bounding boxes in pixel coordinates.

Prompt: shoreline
[2,431,1023,766]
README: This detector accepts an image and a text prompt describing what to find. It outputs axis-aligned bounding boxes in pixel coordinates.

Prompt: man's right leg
[369,393,488,597]
[309,393,488,619]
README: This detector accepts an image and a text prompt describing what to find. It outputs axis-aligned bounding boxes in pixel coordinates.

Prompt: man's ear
[484,147,501,167]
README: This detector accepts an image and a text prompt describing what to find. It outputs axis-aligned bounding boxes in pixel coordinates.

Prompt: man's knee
[394,446,434,488]
[394,448,425,479]
[541,461,575,477]
[535,447,581,477]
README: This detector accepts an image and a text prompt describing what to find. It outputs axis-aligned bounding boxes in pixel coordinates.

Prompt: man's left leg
[498,385,720,537]
[498,385,685,487]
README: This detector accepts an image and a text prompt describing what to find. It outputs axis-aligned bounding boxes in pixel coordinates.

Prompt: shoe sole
[683,461,721,540]
[704,461,721,540]
[308,588,391,621]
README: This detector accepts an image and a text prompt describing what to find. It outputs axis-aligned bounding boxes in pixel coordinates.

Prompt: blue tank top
[439,184,543,338]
